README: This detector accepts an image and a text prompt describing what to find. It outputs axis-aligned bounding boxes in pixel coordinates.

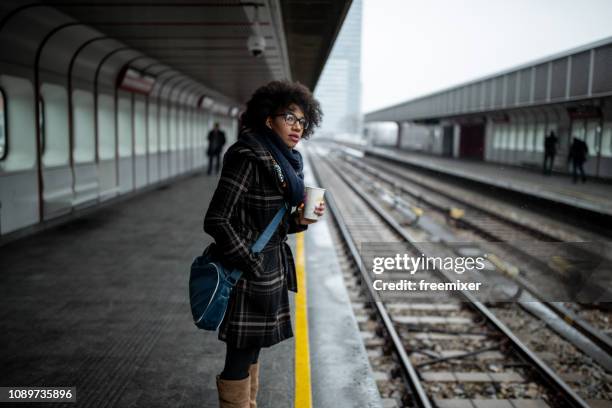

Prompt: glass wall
[72,89,95,163]
[602,121,612,157]
[0,89,5,160]
[134,99,146,155]
[159,104,168,152]
[147,102,158,154]
[117,96,132,157]
[525,122,535,152]
[516,120,526,151]
[534,122,546,152]
[98,94,115,160]
[571,119,586,140]
[169,104,177,151]
[40,83,70,166]
[585,119,601,156]
[508,124,517,150]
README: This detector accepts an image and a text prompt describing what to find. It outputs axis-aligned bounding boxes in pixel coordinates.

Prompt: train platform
[0,155,381,407]
[362,145,612,219]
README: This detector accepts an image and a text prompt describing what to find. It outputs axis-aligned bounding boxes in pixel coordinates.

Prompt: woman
[204,80,325,407]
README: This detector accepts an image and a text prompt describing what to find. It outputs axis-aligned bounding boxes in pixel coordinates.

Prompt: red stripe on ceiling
[142,55,280,60]
[123,36,274,40]
[88,21,270,26]
[50,2,265,7]
[148,56,280,61]
[170,61,283,64]
[146,46,277,50]
[174,67,283,70]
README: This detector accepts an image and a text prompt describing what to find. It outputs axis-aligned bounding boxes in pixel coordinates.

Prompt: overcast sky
[362,0,612,113]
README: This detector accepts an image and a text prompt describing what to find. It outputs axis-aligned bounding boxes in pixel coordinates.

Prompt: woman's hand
[297,201,326,225]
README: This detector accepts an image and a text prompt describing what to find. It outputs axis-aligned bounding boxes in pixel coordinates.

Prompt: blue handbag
[189,204,288,331]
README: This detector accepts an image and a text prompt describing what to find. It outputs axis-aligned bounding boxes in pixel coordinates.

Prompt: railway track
[331,142,612,352]
[306,144,612,408]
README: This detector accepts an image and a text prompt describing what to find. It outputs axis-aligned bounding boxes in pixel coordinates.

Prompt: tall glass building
[314,0,362,138]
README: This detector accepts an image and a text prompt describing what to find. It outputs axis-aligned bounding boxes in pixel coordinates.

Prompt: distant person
[207,123,226,175]
[567,137,588,183]
[543,130,558,175]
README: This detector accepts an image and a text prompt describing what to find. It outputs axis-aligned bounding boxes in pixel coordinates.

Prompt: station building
[365,37,612,179]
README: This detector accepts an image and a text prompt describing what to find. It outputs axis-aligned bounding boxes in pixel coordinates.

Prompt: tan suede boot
[248,362,260,408]
[216,375,250,408]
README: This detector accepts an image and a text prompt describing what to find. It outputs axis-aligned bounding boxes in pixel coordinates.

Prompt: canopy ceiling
[39,0,352,104]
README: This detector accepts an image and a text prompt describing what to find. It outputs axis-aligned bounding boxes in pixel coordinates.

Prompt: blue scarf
[257,127,305,207]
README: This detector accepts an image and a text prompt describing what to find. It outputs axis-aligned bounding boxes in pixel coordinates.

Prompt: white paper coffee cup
[304,186,326,220]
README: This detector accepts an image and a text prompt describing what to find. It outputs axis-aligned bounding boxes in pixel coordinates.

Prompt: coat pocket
[243,245,284,314]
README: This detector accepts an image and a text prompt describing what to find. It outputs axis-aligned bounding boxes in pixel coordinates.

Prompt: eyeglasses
[272,112,309,130]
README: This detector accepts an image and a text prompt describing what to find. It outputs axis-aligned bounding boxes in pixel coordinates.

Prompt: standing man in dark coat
[543,130,558,175]
[568,137,589,183]
[207,122,226,175]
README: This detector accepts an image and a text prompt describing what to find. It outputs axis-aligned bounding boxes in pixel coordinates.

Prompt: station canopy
[15,0,352,105]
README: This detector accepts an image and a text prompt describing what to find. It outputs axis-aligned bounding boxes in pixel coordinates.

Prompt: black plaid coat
[203,130,308,348]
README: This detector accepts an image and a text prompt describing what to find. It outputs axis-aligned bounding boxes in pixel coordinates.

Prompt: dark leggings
[220,344,261,380]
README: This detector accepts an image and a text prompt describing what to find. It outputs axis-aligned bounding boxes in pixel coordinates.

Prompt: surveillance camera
[247,33,266,57]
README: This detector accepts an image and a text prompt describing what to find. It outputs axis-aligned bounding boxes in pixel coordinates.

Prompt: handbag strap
[251,202,289,253]
[227,203,289,284]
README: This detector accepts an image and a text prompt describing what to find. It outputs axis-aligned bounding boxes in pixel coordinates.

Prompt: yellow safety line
[294,232,312,408]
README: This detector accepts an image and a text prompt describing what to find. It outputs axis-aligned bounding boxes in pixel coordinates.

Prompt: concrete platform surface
[364,146,612,217]
[0,151,384,408]
[303,151,383,408]
[0,171,293,407]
